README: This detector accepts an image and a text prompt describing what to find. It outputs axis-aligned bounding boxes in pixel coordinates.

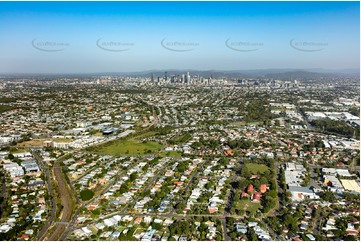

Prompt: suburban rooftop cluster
[0,74,359,241]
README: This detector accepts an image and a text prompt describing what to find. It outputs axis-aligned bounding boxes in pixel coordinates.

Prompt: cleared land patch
[100,140,163,155]
[17,138,72,147]
[244,163,270,174]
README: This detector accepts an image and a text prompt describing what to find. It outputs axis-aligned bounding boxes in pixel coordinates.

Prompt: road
[119,161,172,214]
[259,219,282,241]
[63,160,209,237]
[73,212,244,230]
[220,218,231,241]
[60,104,160,240]
[168,160,208,217]
[44,159,74,241]
[61,158,174,240]
[296,105,311,130]
[60,160,141,240]
[0,173,7,219]
[33,152,57,241]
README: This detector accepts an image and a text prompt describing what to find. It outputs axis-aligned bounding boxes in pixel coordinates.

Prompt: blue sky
[0,1,359,73]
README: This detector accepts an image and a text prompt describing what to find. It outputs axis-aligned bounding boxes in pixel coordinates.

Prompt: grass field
[230,121,247,126]
[159,151,183,157]
[11,148,28,154]
[52,138,72,143]
[230,121,262,126]
[169,134,191,144]
[100,140,163,155]
[130,131,157,141]
[244,163,269,174]
[17,138,72,147]
[0,105,17,113]
[237,199,262,215]
[17,140,45,147]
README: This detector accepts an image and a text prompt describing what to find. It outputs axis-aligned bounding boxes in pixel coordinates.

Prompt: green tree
[80,189,94,201]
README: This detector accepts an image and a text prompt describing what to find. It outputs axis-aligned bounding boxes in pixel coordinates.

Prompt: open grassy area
[100,140,163,155]
[0,105,17,113]
[169,133,192,144]
[244,163,269,174]
[17,139,45,147]
[229,121,262,126]
[237,199,262,215]
[129,131,157,141]
[11,148,28,154]
[52,138,72,143]
[17,138,72,147]
[159,151,183,157]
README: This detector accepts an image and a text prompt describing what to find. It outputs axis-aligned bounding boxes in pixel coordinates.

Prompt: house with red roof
[247,184,254,193]
[20,234,30,240]
[252,192,261,202]
[241,192,250,198]
[260,184,267,193]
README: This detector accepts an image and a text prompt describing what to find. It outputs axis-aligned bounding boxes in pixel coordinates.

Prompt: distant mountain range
[93,68,360,78]
[1,68,359,80]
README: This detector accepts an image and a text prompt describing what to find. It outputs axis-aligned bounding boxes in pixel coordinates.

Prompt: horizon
[0,67,360,76]
[0,1,359,73]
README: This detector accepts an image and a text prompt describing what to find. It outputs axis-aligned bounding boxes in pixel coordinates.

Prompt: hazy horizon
[0,1,359,73]
[0,67,360,75]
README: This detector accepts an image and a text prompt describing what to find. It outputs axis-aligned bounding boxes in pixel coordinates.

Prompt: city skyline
[0,1,359,73]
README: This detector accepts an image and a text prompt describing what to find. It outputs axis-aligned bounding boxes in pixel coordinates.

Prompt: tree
[177,162,187,173]
[151,222,162,230]
[268,190,277,198]
[241,166,251,178]
[319,191,336,202]
[119,183,129,194]
[130,172,138,182]
[229,232,237,240]
[247,228,258,241]
[80,189,94,201]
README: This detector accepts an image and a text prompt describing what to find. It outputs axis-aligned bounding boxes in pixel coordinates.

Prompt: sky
[0,1,359,74]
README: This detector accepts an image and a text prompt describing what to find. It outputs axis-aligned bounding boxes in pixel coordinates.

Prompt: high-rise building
[294,80,299,87]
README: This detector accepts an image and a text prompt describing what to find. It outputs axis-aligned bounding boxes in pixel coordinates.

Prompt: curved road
[49,103,159,240]
[44,160,74,241]
[33,152,57,241]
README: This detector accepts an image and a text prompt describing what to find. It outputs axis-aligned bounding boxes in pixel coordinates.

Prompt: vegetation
[80,189,94,201]
[311,119,359,139]
[242,99,278,123]
[242,163,270,176]
[228,138,254,149]
[168,133,192,145]
[99,140,163,155]
[0,105,17,113]
[349,106,360,117]
[159,151,182,157]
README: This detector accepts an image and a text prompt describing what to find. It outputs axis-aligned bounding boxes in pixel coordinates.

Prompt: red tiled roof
[260,184,267,193]
[241,192,250,198]
[247,184,254,193]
